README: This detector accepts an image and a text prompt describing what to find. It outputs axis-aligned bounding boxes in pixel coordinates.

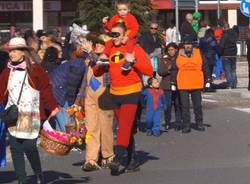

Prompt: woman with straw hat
[0,37,59,184]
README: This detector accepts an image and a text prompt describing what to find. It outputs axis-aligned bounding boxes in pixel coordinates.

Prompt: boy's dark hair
[112,22,127,33]
[86,32,105,45]
[43,46,59,63]
[204,28,214,38]
[147,77,158,86]
[166,42,178,51]
[116,0,130,6]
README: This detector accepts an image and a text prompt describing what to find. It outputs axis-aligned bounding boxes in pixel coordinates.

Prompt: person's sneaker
[153,132,161,137]
[125,159,140,173]
[146,130,152,136]
[197,124,205,132]
[101,155,115,169]
[164,124,170,131]
[110,158,125,176]
[82,161,101,172]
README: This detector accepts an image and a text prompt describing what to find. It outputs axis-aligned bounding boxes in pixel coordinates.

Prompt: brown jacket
[158,56,174,91]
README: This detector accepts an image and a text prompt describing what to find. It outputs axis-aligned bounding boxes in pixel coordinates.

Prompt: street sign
[240,0,250,17]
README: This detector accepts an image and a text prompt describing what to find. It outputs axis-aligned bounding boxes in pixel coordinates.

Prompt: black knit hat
[181,35,194,44]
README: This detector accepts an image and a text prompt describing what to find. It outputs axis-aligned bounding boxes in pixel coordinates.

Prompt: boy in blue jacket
[142,77,167,136]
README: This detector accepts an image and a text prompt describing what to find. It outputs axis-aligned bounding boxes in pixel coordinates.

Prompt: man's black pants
[179,90,203,128]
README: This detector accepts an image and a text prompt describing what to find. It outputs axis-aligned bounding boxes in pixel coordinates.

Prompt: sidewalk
[212,61,250,99]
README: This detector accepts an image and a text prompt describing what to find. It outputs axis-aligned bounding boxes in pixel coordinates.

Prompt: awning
[151,0,172,9]
[151,0,240,10]
[199,1,240,10]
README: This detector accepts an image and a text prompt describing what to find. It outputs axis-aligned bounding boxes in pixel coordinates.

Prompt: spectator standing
[180,13,197,42]
[139,21,162,77]
[171,35,210,133]
[142,77,166,136]
[246,35,250,90]
[165,20,177,45]
[139,22,161,56]
[197,21,209,39]
[38,31,62,60]
[219,24,238,89]
[158,42,182,131]
[199,28,218,87]
[213,26,224,80]
[41,46,61,74]
[0,50,9,74]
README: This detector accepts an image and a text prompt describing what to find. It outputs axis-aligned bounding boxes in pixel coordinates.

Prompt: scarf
[7,60,27,70]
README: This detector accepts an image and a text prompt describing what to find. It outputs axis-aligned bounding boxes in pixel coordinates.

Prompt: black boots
[110,145,127,176]
[182,123,205,133]
[126,137,140,172]
[35,173,45,184]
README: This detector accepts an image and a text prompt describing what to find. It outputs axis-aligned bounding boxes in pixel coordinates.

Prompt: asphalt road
[2,91,250,184]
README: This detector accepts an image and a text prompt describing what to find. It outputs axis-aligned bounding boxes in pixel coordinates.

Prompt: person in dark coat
[180,13,197,42]
[158,42,182,131]
[0,50,9,74]
[246,36,250,91]
[139,22,161,56]
[41,46,61,74]
[219,24,238,89]
[199,28,218,83]
[49,58,85,132]
[49,35,97,132]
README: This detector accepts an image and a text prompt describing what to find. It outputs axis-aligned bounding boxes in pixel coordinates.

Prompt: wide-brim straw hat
[3,37,33,51]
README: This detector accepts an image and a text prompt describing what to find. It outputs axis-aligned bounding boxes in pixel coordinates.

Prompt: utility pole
[217,0,221,23]
[33,0,44,31]
[195,0,199,12]
[175,0,180,43]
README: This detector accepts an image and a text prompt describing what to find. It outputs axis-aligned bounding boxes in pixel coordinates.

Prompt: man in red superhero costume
[93,22,153,175]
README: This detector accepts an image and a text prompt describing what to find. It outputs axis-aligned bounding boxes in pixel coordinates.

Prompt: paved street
[1,61,250,184]
[2,90,250,184]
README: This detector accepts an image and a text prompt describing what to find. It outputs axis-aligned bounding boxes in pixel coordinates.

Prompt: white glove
[171,85,176,91]
[205,83,211,88]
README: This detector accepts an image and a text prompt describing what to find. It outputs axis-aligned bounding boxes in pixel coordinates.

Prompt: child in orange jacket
[102,0,139,55]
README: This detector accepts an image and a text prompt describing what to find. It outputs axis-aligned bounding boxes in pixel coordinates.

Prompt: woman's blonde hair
[23,50,35,71]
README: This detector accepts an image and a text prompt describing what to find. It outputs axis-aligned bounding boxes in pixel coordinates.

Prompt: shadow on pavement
[137,150,159,166]
[72,161,83,167]
[47,177,90,184]
[191,123,212,131]
[0,170,91,184]
[42,170,90,184]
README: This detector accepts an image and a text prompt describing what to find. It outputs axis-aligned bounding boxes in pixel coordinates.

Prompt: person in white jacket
[166,20,177,45]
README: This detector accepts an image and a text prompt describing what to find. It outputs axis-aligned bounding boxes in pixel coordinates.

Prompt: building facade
[152,0,248,41]
[0,0,79,31]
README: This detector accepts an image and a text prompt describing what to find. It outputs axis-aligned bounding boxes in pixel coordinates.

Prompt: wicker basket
[40,130,72,156]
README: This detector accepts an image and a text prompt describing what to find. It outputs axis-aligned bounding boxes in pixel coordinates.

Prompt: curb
[216,89,250,99]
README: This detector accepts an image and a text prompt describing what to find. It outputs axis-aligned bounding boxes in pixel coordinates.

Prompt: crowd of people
[0,0,244,183]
